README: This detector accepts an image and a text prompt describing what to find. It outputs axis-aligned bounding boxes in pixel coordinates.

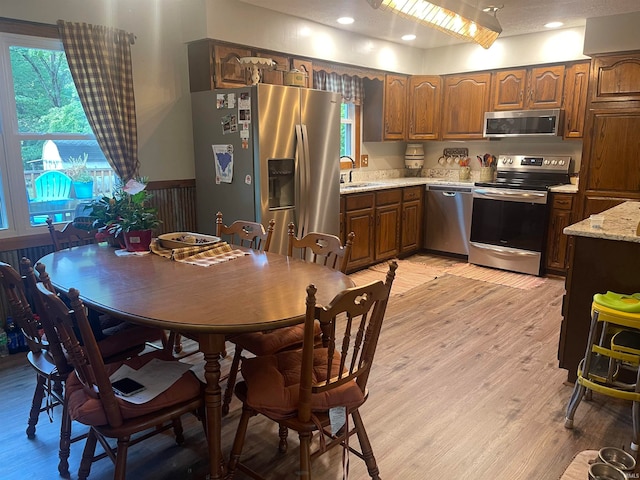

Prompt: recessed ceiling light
[337,17,354,25]
[402,34,416,41]
[545,21,564,29]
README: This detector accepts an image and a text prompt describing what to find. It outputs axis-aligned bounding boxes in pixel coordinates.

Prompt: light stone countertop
[339,176,578,194]
[563,201,640,243]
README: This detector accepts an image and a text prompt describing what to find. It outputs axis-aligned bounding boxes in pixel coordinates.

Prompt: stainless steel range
[468,155,571,276]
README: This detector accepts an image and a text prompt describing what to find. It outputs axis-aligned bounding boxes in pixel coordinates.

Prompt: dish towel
[150,239,249,266]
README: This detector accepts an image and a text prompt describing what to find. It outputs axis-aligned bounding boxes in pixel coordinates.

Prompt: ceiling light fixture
[337,17,355,25]
[544,21,564,29]
[366,0,502,49]
[402,34,417,41]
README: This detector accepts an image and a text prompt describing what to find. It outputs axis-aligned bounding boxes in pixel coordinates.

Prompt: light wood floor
[0,253,636,479]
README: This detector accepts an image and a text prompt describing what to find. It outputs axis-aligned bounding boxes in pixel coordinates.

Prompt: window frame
[0,24,105,238]
[339,103,361,170]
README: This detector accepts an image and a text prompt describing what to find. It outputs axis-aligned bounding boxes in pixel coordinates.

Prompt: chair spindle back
[215,211,275,251]
[287,222,354,273]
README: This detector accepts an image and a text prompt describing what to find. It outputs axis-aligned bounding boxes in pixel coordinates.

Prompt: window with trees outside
[0,31,116,237]
[340,103,355,159]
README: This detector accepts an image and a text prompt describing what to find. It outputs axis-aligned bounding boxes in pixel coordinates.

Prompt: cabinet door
[442,73,491,140]
[291,58,313,88]
[491,69,527,111]
[401,200,422,253]
[384,74,408,140]
[375,203,401,260]
[591,54,640,102]
[528,65,565,109]
[563,61,590,138]
[256,51,289,85]
[214,45,251,88]
[345,208,375,270]
[579,108,640,217]
[408,75,441,140]
[545,194,573,273]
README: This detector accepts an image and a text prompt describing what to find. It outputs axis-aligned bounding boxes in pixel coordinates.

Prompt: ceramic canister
[405,143,425,169]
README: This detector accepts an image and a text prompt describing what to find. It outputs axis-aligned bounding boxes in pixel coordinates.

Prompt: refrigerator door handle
[296,124,311,236]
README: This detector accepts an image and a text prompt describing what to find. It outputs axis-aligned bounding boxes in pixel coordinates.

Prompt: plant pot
[73,180,94,199]
[123,230,153,252]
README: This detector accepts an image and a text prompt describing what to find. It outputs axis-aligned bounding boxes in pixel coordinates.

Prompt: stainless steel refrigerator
[191,84,341,255]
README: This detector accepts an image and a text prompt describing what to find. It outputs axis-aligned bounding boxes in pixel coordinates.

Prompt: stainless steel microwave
[483,109,563,138]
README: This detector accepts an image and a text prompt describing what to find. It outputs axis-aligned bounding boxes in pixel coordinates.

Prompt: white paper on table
[109,358,193,404]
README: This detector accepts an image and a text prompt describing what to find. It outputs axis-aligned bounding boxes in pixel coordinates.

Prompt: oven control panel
[497,155,571,173]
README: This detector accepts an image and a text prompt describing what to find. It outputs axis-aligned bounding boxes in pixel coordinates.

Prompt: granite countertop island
[563,201,640,243]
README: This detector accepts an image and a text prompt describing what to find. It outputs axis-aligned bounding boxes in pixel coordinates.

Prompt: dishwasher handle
[427,185,473,194]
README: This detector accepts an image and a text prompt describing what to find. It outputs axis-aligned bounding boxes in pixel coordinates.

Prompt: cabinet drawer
[345,193,374,211]
[552,194,574,210]
[403,186,423,201]
[375,189,402,206]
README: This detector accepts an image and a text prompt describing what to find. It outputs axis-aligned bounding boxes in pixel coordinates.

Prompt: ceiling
[236,0,640,49]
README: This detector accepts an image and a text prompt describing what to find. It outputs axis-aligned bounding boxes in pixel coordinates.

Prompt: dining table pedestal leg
[200,333,226,480]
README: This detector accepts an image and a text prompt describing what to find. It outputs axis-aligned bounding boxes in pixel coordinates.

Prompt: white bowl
[157,232,221,249]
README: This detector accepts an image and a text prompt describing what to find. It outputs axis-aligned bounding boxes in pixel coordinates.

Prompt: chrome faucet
[340,155,355,183]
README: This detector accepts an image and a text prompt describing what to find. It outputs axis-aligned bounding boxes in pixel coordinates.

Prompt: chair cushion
[241,348,364,420]
[232,322,320,356]
[97,324,164,360]
[66,350,202,426]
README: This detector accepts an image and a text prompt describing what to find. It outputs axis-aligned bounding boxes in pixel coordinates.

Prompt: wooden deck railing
[24,169,117,199]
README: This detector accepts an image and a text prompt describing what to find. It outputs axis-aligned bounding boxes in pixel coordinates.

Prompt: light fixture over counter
[366,0,502,49]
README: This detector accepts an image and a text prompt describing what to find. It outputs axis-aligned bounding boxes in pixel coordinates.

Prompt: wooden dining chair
[169,211,276,354]
[215,211,275,250]
[226,260,397,480]
[221,224,355,417]
[35,281,205,480]
[46,217,95,251]
[45,220,168,353]
[0,261,76,476]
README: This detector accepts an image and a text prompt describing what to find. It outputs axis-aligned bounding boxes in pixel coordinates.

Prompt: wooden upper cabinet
[563,61,590,138]
[591,54,640,102]
[528,65,565,109]
[490,65,564,110]
[490,69,527,110]
[291,58,313,89]
[407,75,441,140]
[383,74,408,140]
[255,51,289,86]
[214,44,251,88]
[442,72,491,140]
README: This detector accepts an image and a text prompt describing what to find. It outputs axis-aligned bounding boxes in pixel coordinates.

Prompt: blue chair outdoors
[29,171,73,224]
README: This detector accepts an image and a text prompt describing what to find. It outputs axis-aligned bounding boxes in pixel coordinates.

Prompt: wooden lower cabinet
[400,186,423,253]
[545,193,574,274]
[342,186,423,272]
[344,193,375,271]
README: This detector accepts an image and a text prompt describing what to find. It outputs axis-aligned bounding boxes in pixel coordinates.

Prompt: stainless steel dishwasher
[424,184,473,256]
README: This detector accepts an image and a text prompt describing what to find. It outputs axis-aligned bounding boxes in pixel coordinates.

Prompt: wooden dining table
[38,243,355,479]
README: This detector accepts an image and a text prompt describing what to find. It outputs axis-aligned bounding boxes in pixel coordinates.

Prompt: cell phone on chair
[111,377,146,397]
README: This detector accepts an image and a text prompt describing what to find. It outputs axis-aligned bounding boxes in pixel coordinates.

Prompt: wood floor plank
[0,253,637,479]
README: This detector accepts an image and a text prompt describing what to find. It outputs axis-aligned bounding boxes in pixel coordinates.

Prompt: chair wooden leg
[227,405,252,478]
[58,399,72,477]
[223,347,243,416]
[278,423,289,453]
[172,417,185,445]
[352,410,380,480]
[27,374,47,439]
[298,430,312,479]
[114,436,130,480]
[78,429,98,480]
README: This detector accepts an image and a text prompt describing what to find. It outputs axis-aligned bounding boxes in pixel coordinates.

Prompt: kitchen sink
[340,182,381,190]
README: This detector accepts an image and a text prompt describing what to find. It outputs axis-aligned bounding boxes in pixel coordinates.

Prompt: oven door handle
[473,188,547,203]
[469,242,540,257]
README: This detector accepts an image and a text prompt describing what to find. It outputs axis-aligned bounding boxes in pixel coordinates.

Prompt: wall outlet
[361,154,368,167]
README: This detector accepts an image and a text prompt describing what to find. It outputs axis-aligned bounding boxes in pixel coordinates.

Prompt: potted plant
[67,153,94,199]
[89,178,161,251]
